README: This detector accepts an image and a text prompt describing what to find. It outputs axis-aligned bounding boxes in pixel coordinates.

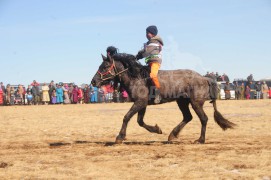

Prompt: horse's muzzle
[91,79,101,88]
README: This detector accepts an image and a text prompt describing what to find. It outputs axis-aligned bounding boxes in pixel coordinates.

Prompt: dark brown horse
[91,53,236,144]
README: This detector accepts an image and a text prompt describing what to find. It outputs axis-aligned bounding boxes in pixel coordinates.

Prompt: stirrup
[154,89,161,104]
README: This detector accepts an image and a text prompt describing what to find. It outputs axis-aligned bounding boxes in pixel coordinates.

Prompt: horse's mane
[113,53,149,79]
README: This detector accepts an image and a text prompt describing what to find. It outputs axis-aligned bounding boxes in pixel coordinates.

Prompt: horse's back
[159,69,203,76]
[158,69,210,100]
[158,69,207,84]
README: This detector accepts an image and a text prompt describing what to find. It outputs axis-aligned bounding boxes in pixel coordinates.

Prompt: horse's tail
[212,100,236,130]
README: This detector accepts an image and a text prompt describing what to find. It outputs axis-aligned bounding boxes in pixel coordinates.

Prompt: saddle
[141,65,151,78]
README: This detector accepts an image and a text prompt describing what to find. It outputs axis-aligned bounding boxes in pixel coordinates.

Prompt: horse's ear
[101,54,107,61]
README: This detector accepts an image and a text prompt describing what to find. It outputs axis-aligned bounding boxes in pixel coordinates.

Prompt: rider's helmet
[106,46,118,56]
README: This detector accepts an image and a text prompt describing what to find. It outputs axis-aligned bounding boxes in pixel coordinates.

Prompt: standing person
[5,84,11,105]
[136,25,164,104]
[63,83,69,91]
[121,88,128,103]
[63,89,71,104]
[56,84,64,104]
[83,84,90,104]
[14,88,19,104]
[25,85,32,105]
[41,83,50,104]
[245,85,251,99]
[102,85,108,102]
[269,87,271,99]
[234,82,241,100]
[240,83,245,100]
[10,86,15,105]
[0,82,6,104]
[31,84,40,105]
[0,86,3,105]
[255,81,261,99]
[72,85,79,104]
[78,87,83,104]
[48,81,56,104]
[68,84,74,104]
[18,84,24,102]
[261,81,269,99]
[98,86,105,103]
[106,83,114,103]
[26,91,33,105]
[224,81,231,100]
[26,85,32,94]
[62,83,71,104]
[0,82,5,94]
[90,85,98,103]
[113,89,120,103]
[51,89,57,104]
[248,81,255,99]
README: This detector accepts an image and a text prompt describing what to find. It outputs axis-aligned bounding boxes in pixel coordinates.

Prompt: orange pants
[149,62,161,89]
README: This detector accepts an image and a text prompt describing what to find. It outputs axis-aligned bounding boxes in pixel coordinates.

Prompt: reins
[97,57,128,82]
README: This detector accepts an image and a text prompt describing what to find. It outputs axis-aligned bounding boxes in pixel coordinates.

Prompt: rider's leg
[150,62,161,104]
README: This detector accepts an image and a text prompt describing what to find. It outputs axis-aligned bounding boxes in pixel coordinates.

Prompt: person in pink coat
[78,87,83,104]
[0,87,3,105]
[121,88,128,102]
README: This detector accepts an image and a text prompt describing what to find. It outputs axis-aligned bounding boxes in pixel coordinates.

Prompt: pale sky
[1,0,271,86]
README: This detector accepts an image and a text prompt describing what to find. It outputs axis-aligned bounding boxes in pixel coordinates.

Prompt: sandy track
[0,100,270,179]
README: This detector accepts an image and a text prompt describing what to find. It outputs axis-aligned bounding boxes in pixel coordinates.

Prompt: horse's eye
[105,62,110,67]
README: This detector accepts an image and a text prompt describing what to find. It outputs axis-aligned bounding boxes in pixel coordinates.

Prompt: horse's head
[91,54,125,87]
[91,53,143,87]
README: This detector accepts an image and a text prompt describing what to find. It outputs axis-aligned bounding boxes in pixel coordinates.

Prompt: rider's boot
[154,88,161,104]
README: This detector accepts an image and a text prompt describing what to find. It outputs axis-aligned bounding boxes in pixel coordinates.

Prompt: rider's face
[146,32,154,40]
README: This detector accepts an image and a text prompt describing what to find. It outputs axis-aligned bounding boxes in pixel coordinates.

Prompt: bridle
[96,57,128,82]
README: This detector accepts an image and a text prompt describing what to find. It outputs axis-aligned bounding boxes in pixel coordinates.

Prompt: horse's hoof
[155,124,163,134]
[168,132,178,141]
[115,139,123,144]
[115,135,126,144]
[193,139,205,144]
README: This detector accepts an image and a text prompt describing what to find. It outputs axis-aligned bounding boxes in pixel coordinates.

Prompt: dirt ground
[0,100,270,179]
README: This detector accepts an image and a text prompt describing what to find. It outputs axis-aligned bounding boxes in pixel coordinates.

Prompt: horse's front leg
[137,107,162,134]
[115,101,147,144]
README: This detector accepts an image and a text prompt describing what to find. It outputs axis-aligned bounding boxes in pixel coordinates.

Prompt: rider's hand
[136,52,143,60]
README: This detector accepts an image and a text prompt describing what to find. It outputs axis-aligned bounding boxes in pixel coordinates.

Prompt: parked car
[217,81,235,100]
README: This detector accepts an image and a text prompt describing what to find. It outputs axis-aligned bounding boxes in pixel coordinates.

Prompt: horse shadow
[49,140,184,147]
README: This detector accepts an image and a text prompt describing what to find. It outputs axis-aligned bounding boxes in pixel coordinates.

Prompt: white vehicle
[217,81,235,100]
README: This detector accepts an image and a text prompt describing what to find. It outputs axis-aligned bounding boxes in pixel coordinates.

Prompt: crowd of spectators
[224,81,271,100]
[205,72,271,100]
[0,80,130,106]
[1,73,271,106]
[204,72,230,82]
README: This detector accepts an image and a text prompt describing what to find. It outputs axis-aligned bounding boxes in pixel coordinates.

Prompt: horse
[91,53,236,144]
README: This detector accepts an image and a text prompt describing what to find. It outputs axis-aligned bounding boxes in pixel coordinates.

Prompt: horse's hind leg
[137,107,162,134]
[190,99,208,144]
[168,98,192,141]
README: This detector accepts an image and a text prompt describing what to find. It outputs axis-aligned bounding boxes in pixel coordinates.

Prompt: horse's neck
[119,76,144,94]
